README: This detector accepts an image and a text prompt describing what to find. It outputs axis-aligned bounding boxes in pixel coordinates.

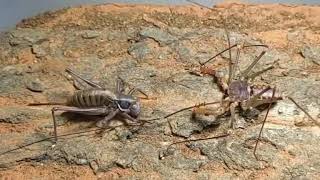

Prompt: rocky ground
[0,2,320,179]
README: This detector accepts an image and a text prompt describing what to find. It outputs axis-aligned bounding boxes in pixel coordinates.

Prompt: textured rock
[81,30,100,39]
[25,79,45,92]
[301,45,320,65]
[140,27,178,46]
[1,4,320,179]
[0,106,49,123]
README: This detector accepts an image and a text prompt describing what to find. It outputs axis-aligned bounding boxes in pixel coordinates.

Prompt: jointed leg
[230,102,239,129]
[224,27,234,85]
[51,106,108,142]
[246,66,274,81]
[253,87,276,160]
[96,109,119,128]
[241,51,266,79]
[244,86,272,108]
[119,112,139,122]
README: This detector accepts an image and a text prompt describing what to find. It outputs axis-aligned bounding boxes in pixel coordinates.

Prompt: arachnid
[163,29,319,159]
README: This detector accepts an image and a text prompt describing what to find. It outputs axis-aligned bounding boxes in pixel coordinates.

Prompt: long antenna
[0,128,103,156]
[0,123,145,156]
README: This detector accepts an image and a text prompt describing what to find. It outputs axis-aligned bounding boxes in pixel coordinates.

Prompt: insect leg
[96,109,119,128]
[119,112,139,122]
[65,68,103,89]
[52,106,108,142]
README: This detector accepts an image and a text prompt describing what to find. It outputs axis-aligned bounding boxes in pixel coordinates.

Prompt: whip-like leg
[246,66,274,81]
[253,87,276,160]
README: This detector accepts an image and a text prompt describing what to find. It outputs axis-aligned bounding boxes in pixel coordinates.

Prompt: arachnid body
[49,68,144,142]
[163,29,320,159]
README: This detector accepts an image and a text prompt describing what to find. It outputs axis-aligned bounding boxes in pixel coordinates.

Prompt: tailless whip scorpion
[162,27,320,159]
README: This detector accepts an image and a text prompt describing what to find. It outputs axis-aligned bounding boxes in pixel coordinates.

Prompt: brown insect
[0,69,155,156]
[31,68,149,142]
[163,28,320,159]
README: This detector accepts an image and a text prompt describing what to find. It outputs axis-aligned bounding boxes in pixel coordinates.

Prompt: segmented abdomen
[67,89,117,108]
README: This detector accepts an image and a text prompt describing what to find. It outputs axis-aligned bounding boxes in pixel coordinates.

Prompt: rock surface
[0,3,320,179]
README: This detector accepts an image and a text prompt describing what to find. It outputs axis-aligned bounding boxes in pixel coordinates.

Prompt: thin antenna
[0,123,148,156]
[0,128,103,156]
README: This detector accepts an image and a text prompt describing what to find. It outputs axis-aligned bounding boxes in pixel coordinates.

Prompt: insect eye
[119,101,131,109]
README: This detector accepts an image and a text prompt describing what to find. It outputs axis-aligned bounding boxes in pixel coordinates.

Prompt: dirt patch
[0,163,96,180]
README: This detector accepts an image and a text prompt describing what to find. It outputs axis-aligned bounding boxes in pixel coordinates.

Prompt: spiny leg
[240,51,266,80]
[51,106,108,142]
[200,44,238,66]
[234,44,241,76]
[253,87,276,160]
[163,101,223,119]
[230,102,239,129]
[224,26,234,85]
[160,101,223,135]
[65,68,102,89]
[201,44,268,67]
[245,86,272,107]
[246,66,274,81]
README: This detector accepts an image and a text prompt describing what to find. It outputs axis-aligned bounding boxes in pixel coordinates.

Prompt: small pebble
[26,79,45,92]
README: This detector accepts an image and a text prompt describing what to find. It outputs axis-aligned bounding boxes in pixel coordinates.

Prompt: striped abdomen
[67,89,117,108]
